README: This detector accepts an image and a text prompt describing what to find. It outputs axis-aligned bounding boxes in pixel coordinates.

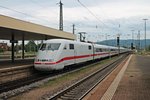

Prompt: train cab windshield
[40,43,61,51]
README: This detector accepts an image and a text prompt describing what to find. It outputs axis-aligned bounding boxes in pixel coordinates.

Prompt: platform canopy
[0,15,76,40]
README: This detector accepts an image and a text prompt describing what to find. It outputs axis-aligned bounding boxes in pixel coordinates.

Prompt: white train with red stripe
[34,39,128,71]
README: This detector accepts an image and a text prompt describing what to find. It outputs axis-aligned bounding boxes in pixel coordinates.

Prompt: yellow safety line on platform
[101,55,132,100]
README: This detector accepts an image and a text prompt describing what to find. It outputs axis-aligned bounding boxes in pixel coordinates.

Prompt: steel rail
[0,53,129,99]
[48,54,129,100]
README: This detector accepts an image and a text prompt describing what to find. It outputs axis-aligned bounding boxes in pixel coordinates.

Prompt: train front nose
[34,42,62,71]
[34,51,56,71]
[34,57,57,71]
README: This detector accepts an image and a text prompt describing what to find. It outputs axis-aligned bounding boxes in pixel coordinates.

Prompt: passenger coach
[34,39,127,71]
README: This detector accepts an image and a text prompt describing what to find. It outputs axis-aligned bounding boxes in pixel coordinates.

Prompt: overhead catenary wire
[0,5,33,18]
[0,5,57,28]
[29,0,79,32]
[0,2,72,48]
[76,0,123,42]
[77,0,107,27]
[77,0,119,32]
[29,0,105,32]
[29,0,58,16]
[0,1,120,35]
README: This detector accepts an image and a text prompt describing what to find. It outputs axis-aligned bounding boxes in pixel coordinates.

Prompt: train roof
[43,39,93,45]
[94,43,119,49]
[43,39,126,50]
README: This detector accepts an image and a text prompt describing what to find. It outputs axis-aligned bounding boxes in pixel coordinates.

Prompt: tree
[25,40,37,52]
[147,45,150,51]
[0,48,4,53]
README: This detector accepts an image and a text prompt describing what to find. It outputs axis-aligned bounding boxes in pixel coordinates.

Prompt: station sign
[10,40,18,43]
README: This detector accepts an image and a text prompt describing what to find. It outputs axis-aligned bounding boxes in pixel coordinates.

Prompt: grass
[42,57,117,88]
[8,56,118,100]
[136,51,150,55]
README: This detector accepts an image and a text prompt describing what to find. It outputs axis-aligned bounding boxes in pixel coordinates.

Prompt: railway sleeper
[71,88,80,91]
[78,85,91,90]
[67,90,79,95]
[66,92,77,95]
[70,89,84,94]
[64,94,74,97]
[63,94,81,99]
[71,86,90,93]
[66,91,86,98]
[60,96,78,100]
[67,91,79,95]
[56,98,63,100]
[77,88,87,93]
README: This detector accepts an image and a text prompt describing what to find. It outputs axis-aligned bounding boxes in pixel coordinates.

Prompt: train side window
[99,48,102,52]
[88,46,91,50]
[111,49,115,51]
[95,48,103,52]
[69,44,74,49]
[102,49,105,52]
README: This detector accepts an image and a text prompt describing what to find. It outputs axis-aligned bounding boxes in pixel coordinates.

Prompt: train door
[74,44,77,64]
[69,44,76,64]
[74,44,82,64]
[92,44,95,60]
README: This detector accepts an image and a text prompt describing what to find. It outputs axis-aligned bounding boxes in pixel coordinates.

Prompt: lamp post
[105,34,110,45]
[127,34,130,48]
[143,19,148,51]
[131,30,134,50]
[138,30,140,52]
[117,34,120,55]
[131,30,134,44]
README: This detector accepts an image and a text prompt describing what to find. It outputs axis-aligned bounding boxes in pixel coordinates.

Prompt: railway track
[0,54,129,99]
[0,64,35,87]
[0,56,107,94]
[48,54,129,100]
[0,66,39,93]
[0,60,93,94]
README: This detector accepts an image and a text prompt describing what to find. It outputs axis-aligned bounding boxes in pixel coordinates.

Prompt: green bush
[0,48,4,53]
[25,40,37,52]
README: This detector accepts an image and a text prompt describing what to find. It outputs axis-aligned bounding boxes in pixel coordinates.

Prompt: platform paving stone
[112,55,150,100]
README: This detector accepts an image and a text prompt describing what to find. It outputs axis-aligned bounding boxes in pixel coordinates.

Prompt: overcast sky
[0,0,150,42]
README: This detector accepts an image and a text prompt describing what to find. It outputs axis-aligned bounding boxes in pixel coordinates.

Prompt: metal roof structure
[0,15,76,40]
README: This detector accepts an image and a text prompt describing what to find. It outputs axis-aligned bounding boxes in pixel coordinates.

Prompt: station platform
[84,54,150,100]
[0,58,34,69]
[111,55,150,100]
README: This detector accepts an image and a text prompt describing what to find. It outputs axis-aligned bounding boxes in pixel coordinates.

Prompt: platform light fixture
[143,19,148,51]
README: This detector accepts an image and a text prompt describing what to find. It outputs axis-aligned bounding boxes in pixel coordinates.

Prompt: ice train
[34,39,128,71]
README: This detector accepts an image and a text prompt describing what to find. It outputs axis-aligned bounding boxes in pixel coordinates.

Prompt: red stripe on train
[34,52,109,65]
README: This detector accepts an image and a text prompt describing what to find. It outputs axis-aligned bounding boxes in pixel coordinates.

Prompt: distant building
[0,43,9,51]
